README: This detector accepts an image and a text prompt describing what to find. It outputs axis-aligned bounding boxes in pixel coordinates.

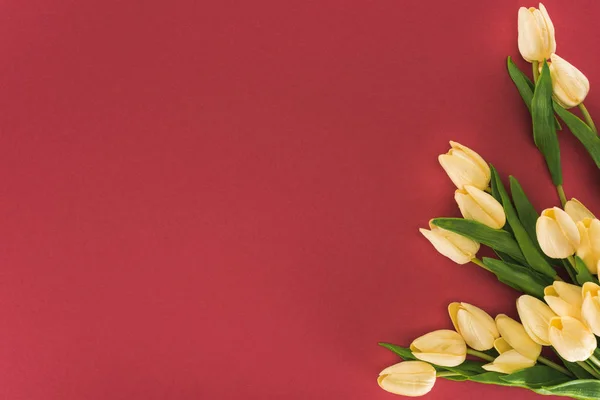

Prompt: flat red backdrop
[0,1,598,399]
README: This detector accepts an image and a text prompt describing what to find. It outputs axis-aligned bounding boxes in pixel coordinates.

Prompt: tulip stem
[579,103,598,134]
[538,356,572,377]
[556,185,567,207]
[436,371,461,378]
[577,361,600,380]
[589,355,600,370]
[466,348,495,362]
[471,258,491,272]
[532,61,540,83]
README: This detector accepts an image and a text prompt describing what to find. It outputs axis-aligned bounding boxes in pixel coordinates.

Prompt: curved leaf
[535,379,600,399]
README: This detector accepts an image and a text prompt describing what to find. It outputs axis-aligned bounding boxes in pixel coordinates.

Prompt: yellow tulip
[438,141,491,190]
[576,218,600,274]
[536,207,580,259]
[581,282,600,336]
[455,185,506,230]
[377,361,436,397]
[516,295,556,345]
[482,350,536,374]
[419,220,480,265]
[549,316,596,362]
[495,314,542,360]
[517,3,555,63]
[410,329,467,367]
[547,54,590,109]
[544,281,583,319]
[493,337,513,354]
[565,198,595,223]
[449,302,499,351]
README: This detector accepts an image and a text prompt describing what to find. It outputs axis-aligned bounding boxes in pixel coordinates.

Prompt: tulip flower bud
[377,361,436,397]
[448,302,499,351]
[482,349,536,374]
[544,281,583,319]
[495,314,542,361]
[581,282,600,336]
[547,54,590,109]
[565,198,596,223]
[536,207,581,259]
[410,329,467,367]
[517,295,556,345]
[549,316,596,362]
[438,141,491,191]
[455,185,506,230]
[576,218,600,274]
[517,3,556,63]
[419,220,480,265]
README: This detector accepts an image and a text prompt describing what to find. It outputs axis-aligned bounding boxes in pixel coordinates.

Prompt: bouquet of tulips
[377,4,600,399]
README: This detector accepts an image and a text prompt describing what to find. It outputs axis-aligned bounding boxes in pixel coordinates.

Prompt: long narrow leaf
[554,104,600,168]
[483,257,552,298]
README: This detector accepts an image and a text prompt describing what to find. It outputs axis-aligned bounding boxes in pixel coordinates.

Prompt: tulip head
[377,361,436,397]
[547,54,590,109]
[438,141,491,191]
[581,282,600,336]
[482,349,536,374]
[410,329,467,367]
[516,295,556,345]
[455,185,506,230]
[549,316,596,362]
[565,198,595,223]
[495,314,542,360]
[544,281,583,319]
[576,218,600,274]
[536,207,581,259]
[517,3,556,63]
[448,302,499,351]
[419,220,480,265]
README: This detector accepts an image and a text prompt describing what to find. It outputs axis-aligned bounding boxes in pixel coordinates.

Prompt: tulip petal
[420,228,474,265]
[493,337,513,354]
[439,154,489,191]
[410,330,467,367]
[581,282,600,336]
[464,185,506,229]
[537,215,575,259]
[553,207,581,249]
[457,308,496,351]
[549,316,596,362]
[495,314,542,360]
[565,198,595,223]
[517,295,556,345]
[549,54,590,109]
[482,350,536,374]
[378,361,436,397]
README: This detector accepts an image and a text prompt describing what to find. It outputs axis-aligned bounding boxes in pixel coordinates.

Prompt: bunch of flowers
[378,4,600,398]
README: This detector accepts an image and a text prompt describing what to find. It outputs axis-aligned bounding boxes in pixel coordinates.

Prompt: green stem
[532,61,540,83]
[538,356,573,377]
[471,258,491,272]
[556,185,567,207]
[436,371,460,378]
[589,355,600,369]
[578,361,600,379]
[567,255,576,268]
[579,103,598,134]
[466,348,495,362]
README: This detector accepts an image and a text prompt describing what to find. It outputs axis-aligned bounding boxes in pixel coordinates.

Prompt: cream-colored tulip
[482,350,536,374]
[544,281,583,319]
[565,198,596,223]
[495,314,542,360]
[449,302,499,351]
[517,295,556,345]
[549,316,596,362]
[536,207,580,259]
[410,330,467,367]
[581,282,600,336]
[455,185,506,230]
[576,218,600,274]
[494,337,513,354]
[438,141,491,191]
[377,361,436,397]
[547,54,590,109]
[517,3,556,63]
[419,220,480,265]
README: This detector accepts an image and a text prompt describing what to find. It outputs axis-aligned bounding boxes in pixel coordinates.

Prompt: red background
[0,1,598,399]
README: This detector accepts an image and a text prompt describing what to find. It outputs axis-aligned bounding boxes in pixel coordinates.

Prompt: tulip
[547,54,590,109]
[549,316,596,362]
[517,3,556,63]
[410,330,467,367]
[495,314,542,360]
[455,185,506,230]
[448,302,499,351]
[536,207,580,259]
[377,361,436,397]
[482,350,536,374]
[544,281,583,319]
[419,220,480,265]
[565,198,596,223]
[493,337,513,354]
[517,295,556,345]
[581,282,600,336]
[438,141,491,191]
[576,218,600,274]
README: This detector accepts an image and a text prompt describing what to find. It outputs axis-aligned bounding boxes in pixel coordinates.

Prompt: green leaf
[494,250,522,265]
[572,256,599,286]
[482,257,552,298]
[559,358,595,380]
[554,104,600,168]
[509,176,539,247]
[491,167,555,277]
[431,218,526,263]
[532,61,563,185]
[506,56,561,130]
[535,379,600,399]
[500,365,570,388]
[469,371,513,386]
[378,343,416,361]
